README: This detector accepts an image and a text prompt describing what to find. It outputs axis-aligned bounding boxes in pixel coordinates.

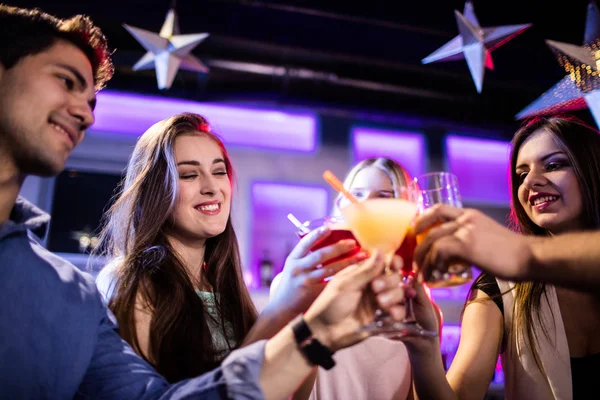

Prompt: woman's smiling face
[515,129,583,234]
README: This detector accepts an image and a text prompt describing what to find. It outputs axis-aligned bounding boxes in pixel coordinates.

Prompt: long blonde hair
[334,157,411,214]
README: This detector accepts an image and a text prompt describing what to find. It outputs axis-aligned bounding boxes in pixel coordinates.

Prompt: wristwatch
[291,315,336,370]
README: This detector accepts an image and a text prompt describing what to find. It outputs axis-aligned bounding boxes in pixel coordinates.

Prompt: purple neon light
[92,91,317,152]
[446,135,511,204]
[249,182,329,289]
[352,127,426,177]
[440,324,461,370]
[441,324,461,351]
[430,285,467,301]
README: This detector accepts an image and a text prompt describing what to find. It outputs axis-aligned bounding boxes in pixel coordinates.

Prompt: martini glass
[341,196,437,337]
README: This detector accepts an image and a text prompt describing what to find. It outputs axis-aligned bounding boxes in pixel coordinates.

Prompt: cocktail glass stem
[402,287,417,324]
[359,252,437,338]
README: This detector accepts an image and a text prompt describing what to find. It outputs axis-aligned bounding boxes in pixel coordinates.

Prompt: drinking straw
[322,170,359,204]
[287,213,310,234]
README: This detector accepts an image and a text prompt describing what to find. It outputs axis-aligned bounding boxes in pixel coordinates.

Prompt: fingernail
[318,226,330,235]
[372,279,385,291]
[378,293,391,305]
[340,239,356,247]
[356,251,369,260]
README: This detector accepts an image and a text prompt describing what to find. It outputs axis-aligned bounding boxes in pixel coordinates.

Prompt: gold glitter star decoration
[517,2,600,126]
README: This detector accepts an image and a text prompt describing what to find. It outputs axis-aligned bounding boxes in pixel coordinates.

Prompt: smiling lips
[195,202,221,215]
[50,120,78,148]
[529,193,560,211]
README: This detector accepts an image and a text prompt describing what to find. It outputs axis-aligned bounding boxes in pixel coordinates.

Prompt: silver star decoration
[517,2,600,126]
[124,9,209,90]
[422,1,531,93]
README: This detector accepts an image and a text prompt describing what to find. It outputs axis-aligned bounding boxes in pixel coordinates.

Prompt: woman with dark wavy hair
[96,112,365,382]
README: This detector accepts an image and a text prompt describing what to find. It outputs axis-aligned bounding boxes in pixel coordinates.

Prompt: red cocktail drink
[297,218,360,265]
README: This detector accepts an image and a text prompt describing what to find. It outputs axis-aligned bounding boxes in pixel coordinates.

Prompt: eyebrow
[516,151,566,170]
[177,158,226,167]
[56,63,97,111]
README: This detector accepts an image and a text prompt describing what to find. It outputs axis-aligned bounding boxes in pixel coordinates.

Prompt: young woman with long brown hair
[404,116,600,399]
[96,112,366,382]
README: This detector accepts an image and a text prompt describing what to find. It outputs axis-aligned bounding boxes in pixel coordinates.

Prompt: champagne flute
[412,172,472,287]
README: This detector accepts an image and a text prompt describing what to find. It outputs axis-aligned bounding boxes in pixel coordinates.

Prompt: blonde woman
[273,157,441,400]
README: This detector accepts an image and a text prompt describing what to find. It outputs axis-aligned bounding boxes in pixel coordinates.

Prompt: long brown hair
[508,116,600,373]
[98,112,257,382]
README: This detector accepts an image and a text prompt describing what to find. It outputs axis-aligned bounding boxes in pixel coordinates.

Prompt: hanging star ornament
[516,2,600,126]
[124,9,209,90]
[422,1,531,93]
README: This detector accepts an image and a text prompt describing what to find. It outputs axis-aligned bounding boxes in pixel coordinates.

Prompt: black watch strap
[291,315,336,370]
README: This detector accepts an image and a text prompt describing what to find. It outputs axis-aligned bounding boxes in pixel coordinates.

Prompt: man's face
[0,39,96,177]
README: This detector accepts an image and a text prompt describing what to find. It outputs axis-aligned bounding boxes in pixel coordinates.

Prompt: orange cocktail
[299,216,416,270]
[341,198,417,267]
[341,197,437,337]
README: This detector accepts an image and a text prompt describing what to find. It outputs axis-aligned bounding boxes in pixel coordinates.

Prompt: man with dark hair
[0,5,409,398]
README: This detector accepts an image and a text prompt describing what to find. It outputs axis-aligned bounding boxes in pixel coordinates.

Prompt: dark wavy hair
[0,4,113,90]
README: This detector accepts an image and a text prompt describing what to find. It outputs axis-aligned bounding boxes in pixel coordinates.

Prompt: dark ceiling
[8,0,598,129]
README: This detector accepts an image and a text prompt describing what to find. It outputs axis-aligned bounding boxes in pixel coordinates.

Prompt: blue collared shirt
[0,197,266,399]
